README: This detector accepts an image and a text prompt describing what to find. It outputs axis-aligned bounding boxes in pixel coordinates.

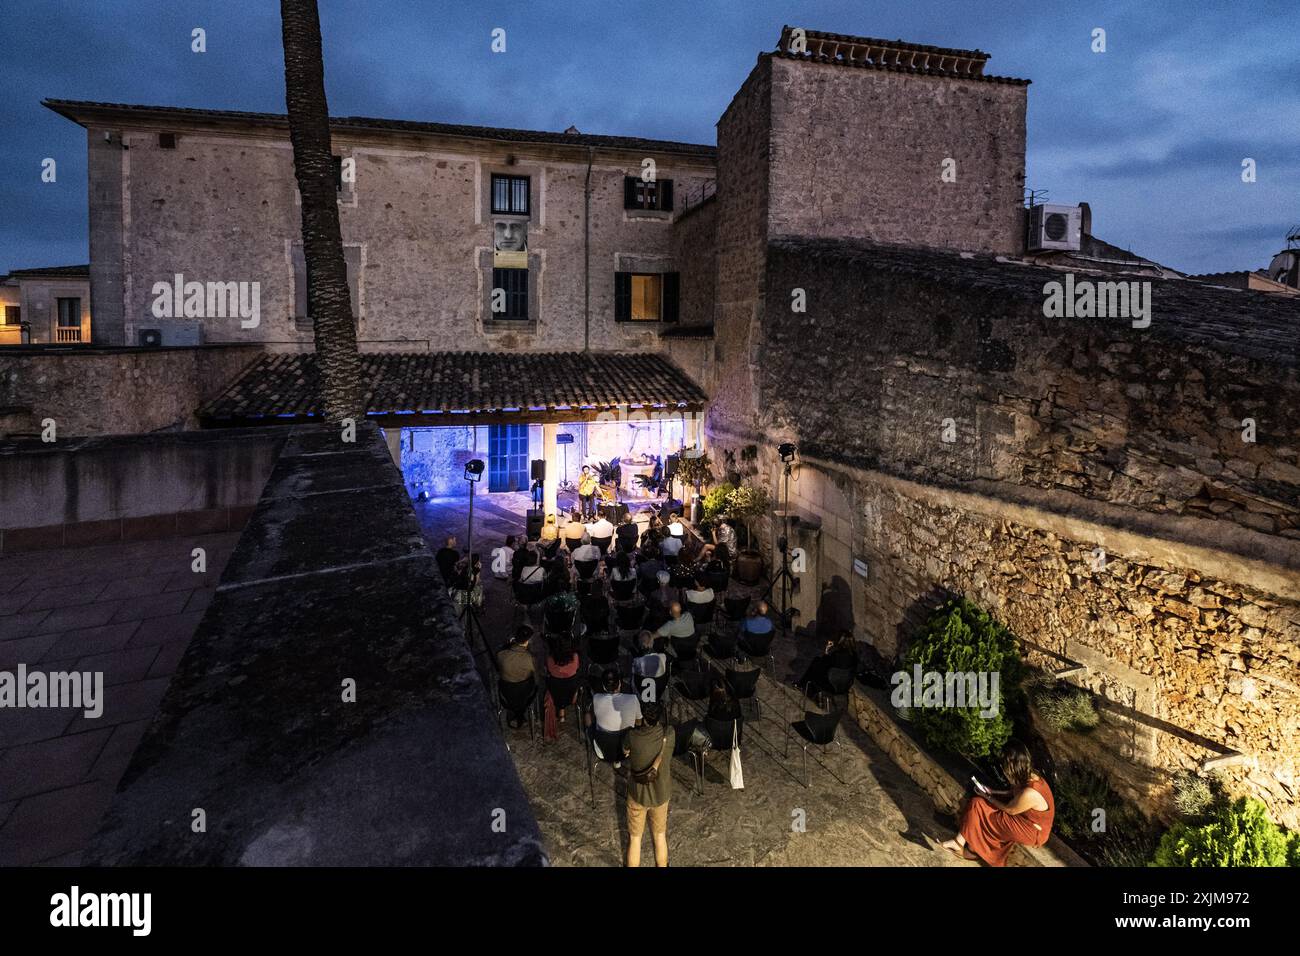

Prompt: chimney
[1079,202,1093,237]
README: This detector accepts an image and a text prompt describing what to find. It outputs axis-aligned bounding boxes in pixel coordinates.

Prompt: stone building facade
[48,100,718,353]
[704,32,1300,829]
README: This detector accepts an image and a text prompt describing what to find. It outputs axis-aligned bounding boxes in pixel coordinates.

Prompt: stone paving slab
[0,531,239,865]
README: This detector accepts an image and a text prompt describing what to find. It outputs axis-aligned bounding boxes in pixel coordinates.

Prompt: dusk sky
[2,0,1296,276]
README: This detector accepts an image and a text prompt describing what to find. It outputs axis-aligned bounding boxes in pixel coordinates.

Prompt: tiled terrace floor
[413,492,973,867]
[0,532,238,865]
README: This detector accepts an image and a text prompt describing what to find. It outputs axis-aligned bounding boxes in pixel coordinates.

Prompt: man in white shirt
[588,669,643,763]
[588,514,615,541]
[572,537,601,564]
[656,602,696,640]
[632,630,668,682]
[667,515,685,537]
[684,579,715,606]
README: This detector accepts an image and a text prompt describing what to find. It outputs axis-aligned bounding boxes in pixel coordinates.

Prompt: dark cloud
[1,0,1296,277]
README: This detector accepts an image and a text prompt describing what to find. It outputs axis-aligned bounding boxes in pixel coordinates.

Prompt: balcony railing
[55,326,82,343]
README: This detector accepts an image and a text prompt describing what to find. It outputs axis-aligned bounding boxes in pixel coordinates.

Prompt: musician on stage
[577,465,599,521]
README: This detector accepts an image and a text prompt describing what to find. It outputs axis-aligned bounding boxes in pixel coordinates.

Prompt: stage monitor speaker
[662,498,683,518]
[525,509,545,541]
[602,502,629,523]
[664,454,679,480]
[530,459,546,482]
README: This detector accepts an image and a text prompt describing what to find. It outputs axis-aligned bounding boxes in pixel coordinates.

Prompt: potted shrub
[674,450,714,523]
[726,481,771,584]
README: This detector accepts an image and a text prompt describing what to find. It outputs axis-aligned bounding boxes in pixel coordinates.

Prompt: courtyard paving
[0,532,238,865]
[412,491,974,867]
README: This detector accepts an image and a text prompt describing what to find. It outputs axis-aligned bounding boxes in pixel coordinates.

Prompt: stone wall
[758,240,1300,543]
[670,195,718,328]
[0,427,281,553]
[0,344,263,436]
[704,432,1300,831]
[767,57,1028,255]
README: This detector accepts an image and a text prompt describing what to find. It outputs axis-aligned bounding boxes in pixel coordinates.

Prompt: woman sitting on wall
[941,739,1055,866]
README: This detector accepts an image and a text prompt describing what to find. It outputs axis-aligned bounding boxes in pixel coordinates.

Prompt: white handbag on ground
[729,719,744,789]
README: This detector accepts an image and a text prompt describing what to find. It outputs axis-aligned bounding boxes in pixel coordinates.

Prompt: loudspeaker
[525,509,544,541]
[664,454,679,480]
[530,459,546,482]
[662,498,683,518]
[602,502,629,523]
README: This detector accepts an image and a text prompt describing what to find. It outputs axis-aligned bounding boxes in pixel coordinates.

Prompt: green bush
[1033,685,1100,733]
[702,481,735,522]
[903,598,1022,760]
[1152,797,1299,867]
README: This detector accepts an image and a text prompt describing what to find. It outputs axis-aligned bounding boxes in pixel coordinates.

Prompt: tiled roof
[43,100,717,160]
[769,236,1300,367]
[772,26,1029,85]
[199,350,708,422]
[3,264,90,279]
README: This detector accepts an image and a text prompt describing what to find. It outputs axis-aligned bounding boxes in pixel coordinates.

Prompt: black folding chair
[588,634,621,667]
[496,677,539,746]
[689,599,716,632]
[820,667,854,712]
[513,580,546,620]
[669,634,702,672]
[787,710,843,787]
[699,716,741,792]
[737,628,776,678]
[670,667,711,724]
[705,629,737,665]
[725,666,762,719]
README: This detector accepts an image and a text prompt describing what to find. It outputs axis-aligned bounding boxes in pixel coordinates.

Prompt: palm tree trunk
[279,0,362,423]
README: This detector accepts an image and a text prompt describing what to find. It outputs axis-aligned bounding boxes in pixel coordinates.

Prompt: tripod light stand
[460,459,495,673]
[763,442,798,634]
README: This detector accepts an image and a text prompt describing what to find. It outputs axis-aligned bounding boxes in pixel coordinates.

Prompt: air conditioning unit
[136,321,204,348]
[1027,203,1083,253]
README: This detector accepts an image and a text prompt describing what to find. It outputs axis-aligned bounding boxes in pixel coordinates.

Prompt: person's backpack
[629,728,667,785]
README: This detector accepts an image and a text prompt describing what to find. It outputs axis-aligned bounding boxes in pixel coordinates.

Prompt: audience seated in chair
[615,513,640,553]
[586,669,643,764]
[796,629,859,700]
[656,601,696,641]
[497,626,538,728]
[543,635,581,741]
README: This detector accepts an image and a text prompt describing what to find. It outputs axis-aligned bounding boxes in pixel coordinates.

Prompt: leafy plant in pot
[725,481,771,585]
[674,450,714,523]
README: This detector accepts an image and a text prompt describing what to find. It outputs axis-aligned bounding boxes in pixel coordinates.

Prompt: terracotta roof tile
[199,350,708,422]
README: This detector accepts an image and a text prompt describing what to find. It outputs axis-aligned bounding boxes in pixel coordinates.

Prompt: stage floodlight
[778,442,797,464]
[464,459,485,482]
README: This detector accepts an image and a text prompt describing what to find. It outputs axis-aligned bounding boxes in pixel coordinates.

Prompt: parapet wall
[84,422,547,865]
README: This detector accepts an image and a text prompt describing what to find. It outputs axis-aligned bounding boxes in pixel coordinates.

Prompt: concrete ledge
[84,422,547,866]
[847,683,1088,867]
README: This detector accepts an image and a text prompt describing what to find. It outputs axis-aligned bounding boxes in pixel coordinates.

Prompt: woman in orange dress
[942,739,1055,866]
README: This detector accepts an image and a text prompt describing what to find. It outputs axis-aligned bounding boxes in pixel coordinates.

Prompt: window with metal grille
[491,174,530,215]
[492,267,529,320]
[623,176,674,212]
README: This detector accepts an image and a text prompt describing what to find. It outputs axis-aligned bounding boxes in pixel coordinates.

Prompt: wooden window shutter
[659,179,674,211]
[624,176,639,209]
[662,272,680,322]
[615,272,631,321]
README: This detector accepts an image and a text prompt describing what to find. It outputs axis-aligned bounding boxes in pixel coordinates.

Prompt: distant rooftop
[769,236,1300,367]
[43,99,717,159]
[2,263,89,280]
